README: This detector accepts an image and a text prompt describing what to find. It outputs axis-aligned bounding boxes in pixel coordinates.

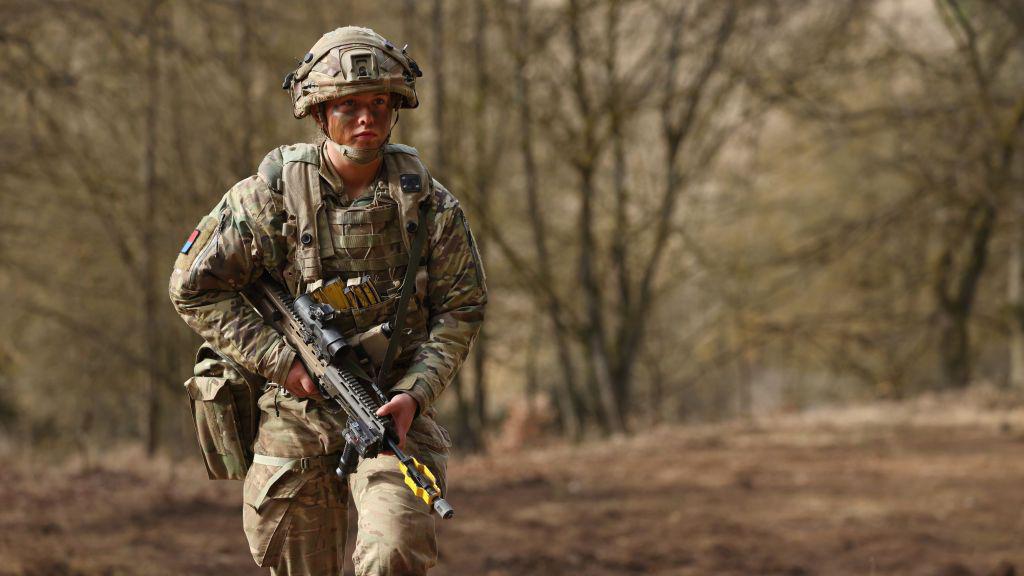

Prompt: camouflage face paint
[325,95,393,164]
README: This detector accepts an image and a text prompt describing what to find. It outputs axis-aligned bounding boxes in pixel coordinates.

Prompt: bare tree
[511,0,586,439]
[469,0,493,436]
[141,0,164,456]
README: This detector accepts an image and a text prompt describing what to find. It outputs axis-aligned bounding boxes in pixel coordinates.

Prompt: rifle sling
[375,200,431,395]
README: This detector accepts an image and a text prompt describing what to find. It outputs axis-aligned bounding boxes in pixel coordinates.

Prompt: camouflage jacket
[168,143,487,412]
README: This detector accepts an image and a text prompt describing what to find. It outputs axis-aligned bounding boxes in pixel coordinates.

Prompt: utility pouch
[349,323,400,370]
[184,343,265,480]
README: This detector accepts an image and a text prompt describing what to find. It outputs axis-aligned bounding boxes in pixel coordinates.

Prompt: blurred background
[1,0,1023,574]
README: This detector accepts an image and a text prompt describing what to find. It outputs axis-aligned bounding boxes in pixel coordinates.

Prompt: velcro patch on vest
[399,174,422,193]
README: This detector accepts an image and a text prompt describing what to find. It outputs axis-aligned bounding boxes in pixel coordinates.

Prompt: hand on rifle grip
[284,359,320,399]
[376,392,418,451]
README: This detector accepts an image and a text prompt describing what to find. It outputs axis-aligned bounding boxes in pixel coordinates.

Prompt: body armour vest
[257,143,433,373]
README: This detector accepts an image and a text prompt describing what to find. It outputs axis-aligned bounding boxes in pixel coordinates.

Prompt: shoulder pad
[257,148,285,193]
[281,143,319,165]
[257,143,319,193]
[385,143,419,156]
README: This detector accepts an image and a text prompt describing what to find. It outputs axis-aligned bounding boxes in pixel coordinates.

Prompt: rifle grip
[336,443,359,481]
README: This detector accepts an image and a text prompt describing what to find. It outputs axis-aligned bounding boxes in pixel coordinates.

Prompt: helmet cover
[283,26,422,119]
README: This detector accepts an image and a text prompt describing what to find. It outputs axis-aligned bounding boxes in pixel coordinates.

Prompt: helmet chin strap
[330,141,382,164]
[324,106,401,166]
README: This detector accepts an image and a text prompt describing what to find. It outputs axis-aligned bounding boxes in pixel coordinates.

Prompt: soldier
[169,26,486,575]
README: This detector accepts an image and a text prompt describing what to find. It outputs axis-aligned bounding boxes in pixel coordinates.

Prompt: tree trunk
[430,0,481,448]
[937,308,971,389]
[450,372,479,451]
[1010,195,1024,388]
[579,165,621,434]
[567,0,624,435]
[142,0,162,457]
[606,0,633,425]
[933,201,996,388]
[645,347,665,427]
[733,311,753,417]
[516,0,584,439]
[937,2,1023,390]
[235,0,254,175]
[431,0,445,179]
[399,0,419,143]
[1002,101,1024,388]
[470,0,490,434]
[611,2,737,427]
[526,310,540,404]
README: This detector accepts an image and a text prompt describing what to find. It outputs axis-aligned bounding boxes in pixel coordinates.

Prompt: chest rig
[257,143,433,343]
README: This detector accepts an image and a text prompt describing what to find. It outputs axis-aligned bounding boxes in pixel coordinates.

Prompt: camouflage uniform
[170,26,485,574]
[170,137,485,573]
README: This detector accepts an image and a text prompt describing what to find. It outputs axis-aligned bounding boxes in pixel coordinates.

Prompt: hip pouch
[184,342,265,480]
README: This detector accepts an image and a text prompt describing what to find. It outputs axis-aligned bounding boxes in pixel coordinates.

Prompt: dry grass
[3,388,1024,575]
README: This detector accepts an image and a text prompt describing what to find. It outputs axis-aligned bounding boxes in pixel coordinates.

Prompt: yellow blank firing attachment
[399,456,439,505]
[397,455,454,518]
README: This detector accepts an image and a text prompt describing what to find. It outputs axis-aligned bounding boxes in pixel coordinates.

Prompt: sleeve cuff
[389,376,431,415]
[261,338,296,385]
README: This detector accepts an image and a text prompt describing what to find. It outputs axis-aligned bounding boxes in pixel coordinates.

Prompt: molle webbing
[374,199,432,392]
[257,142,433,289]
[280,144,324,285]
[327,205,398,225]
[382,144,431,253]
[330,228,404,249]
[323,252,410,273]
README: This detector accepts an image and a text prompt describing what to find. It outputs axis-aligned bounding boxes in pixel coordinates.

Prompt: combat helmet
[283,26,423,120]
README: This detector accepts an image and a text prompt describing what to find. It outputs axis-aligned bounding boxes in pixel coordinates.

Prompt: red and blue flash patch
[181,229,202,254]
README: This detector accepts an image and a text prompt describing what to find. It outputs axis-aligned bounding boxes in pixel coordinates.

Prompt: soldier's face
[323,92,393,149]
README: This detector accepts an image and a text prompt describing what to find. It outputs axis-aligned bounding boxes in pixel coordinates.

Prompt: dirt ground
[3,391,1024,576]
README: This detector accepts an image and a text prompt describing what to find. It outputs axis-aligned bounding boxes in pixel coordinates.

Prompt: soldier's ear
[312,103,331,139]
[313,104,325,129]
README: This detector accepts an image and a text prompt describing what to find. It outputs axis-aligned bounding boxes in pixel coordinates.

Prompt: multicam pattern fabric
[240,409,450,575]
[169,141,485,575]
[185,342,262,480]
[284,26,421,119]
[168,142,487,413]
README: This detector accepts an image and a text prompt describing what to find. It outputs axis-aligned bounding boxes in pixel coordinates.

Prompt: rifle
[244,275,454,519]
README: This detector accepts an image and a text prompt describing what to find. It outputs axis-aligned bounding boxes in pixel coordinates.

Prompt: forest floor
[3,387,1024,576]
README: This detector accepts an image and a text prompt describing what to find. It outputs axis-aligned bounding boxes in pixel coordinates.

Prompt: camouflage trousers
[242,387,450,575]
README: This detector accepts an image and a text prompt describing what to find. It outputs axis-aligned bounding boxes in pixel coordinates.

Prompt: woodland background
[0,0,1022,459]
